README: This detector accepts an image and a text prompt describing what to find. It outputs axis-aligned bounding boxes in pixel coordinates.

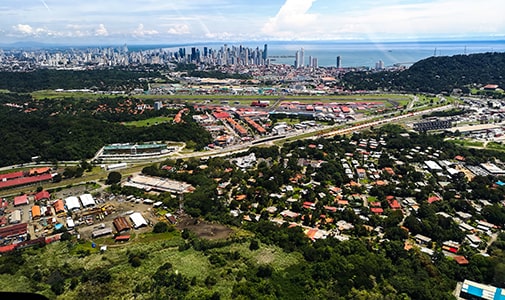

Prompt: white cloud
[12,24,51,36]
[261,0,505,41]
[133,24,159,37]
[95,24,108,36]
[2,0,505,43]
[13,24,35,35]
[167,24,190,35]
[262,0,318,38]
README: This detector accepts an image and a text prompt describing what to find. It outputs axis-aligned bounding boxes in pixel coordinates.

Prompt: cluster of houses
[223,132,505,263]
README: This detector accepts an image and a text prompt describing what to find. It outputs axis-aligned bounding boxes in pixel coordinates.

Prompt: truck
[250,100,270,107]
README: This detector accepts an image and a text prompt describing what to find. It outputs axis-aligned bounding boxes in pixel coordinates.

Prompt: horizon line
[2,37,505,49]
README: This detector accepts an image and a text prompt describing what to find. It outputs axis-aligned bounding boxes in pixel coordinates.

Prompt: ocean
[132,40,505,68]
[260,40,505,68]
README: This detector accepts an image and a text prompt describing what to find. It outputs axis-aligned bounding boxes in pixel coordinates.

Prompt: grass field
[447,139,485,148]
[486,142,505,151]
[0,229,302,299]
[122,116,173,127]
[30,89,413,103]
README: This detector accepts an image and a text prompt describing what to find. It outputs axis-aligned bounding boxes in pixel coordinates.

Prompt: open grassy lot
[447,139,485,148]
[122,116,173,127]
[0,227,302,299]
[486,142,505,151]
[30,89,413,103]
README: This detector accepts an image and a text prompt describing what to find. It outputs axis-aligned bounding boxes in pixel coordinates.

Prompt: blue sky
[1,0,504,44]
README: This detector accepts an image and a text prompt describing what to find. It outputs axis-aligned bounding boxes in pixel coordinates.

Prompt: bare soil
[176,215,234,240]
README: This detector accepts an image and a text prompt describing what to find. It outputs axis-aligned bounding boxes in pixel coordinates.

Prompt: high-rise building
[295,48,304,68]
[336,56,341,68]
[263,44,268,61]
[375,60,384,70]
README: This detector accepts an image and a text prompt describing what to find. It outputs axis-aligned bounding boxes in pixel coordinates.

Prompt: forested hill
[0,68,157,93]
[342,52,505,94]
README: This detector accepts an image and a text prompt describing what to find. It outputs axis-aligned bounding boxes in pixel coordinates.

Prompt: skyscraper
[336,56,341,68]
[295,48,304,68]
[375,60,384,70]
[263,44,268,61]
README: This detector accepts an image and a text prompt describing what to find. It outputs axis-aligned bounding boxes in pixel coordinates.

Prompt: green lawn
[122,116,173,127]
[447,139,484,148]
[486,142,505,151]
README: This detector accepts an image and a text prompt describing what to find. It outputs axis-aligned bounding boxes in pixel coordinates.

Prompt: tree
[153,222,169,233]
[106,171,122,185]
[249,239,260,251]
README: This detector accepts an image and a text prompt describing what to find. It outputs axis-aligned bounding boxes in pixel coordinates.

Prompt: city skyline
[1,0,504,45]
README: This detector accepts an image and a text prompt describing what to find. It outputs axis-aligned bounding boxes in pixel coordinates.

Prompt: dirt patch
[176,215,233,240]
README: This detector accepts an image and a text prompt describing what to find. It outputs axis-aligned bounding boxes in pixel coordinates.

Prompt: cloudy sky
[2,0,504,45]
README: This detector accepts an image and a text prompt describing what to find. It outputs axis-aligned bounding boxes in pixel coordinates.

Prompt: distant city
[0,43,397,72]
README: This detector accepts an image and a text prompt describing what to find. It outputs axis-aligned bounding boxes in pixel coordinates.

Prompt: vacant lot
[176,215,234,240]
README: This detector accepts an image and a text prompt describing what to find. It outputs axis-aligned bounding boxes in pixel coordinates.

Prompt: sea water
[261,40,505,68]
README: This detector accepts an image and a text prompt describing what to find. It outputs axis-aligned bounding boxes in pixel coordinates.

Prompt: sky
[1,0,504,45]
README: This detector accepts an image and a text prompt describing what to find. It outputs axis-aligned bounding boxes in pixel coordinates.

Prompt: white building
[79,193,96,208]
[129,212,148,228]
[65,196,81,211]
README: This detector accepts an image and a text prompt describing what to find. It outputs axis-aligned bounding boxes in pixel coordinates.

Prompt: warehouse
[129,212,148,229]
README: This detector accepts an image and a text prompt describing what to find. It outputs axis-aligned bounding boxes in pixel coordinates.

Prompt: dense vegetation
[0,68,158,92]
[0,93,211,166]
[343,52,505,94]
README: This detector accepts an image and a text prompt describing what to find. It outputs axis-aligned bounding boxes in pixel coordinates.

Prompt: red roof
[0,244,16,253]
[14,194,29,206]
[384,167,395,175]
[454,155,465,161]
[53,200,65,213]
[324,206,337,212]
[115,235,131,241]
[453,256,469,265]
[45,234,61,244]
[35,190,50,201]
[213,111,231,119]
[0,223,28,238]
[484,84,499,90]
[0,173,52,189]
[306,228,318,240]
[427,196,441,204]
[371,207,384,214]
[0,171,24,181]
[303,201,315,208]
[389,200,401,210]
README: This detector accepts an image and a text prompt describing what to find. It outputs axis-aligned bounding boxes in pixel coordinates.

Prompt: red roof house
[371,207,384,214]
[389,199,401,210]
[35,190,50,202]
[428,196,441,204]
[13,194,29,206]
